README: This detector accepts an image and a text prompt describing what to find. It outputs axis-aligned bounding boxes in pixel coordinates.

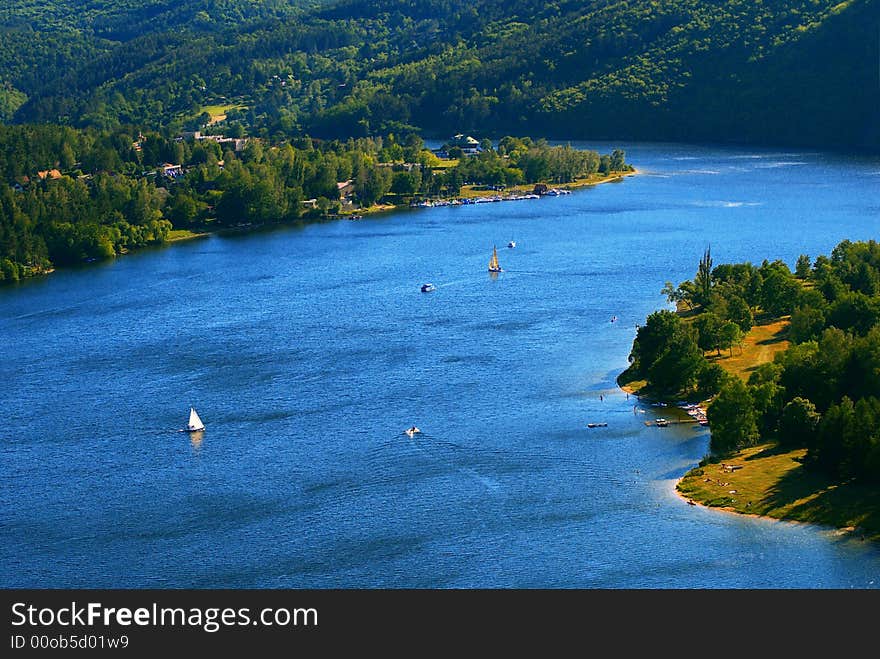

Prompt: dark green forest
[621,240,880,483]
[2,1,877,149]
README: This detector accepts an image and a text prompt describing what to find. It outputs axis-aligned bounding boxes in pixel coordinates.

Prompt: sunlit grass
[677,443,880,542]
[707,316,791,380]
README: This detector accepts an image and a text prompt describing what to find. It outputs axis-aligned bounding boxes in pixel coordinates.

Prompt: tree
[827,292,880,336]
[789,305,826,343]
[696,362,727,398]
[809,397,854,478]
[390,170,419,195]
[778,397,821,447]
[748,362,785,436]
[355,165,391,206]
[694,312,723,354]
[707,378,759,454]
[726,295,754,333]
[761,269,800,316]
[719,321,743,356]
[796,254,812,279]
[646,324,705,396]
[661,281,692,309]
[695,246,713,307]
[627,309,680,375]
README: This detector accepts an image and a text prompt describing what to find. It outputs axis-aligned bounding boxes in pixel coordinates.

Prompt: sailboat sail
[187,407,205,431]
[488,246,502,272]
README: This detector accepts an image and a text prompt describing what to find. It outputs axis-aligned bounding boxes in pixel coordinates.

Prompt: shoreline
[8,168,636,284]
[672,468,872,543]
[618,299,879,544]
[672,442,879,543]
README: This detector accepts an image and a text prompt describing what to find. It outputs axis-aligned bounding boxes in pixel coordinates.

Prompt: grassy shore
[344,168,636,217]
[676,443,880,542]
[666,313,880,543]
[167,229,210,242]
[155,170,634,254]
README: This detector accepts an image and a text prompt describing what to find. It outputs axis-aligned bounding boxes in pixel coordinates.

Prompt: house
[337,179,356,198]
[378,162,420,172]
[162,163,184,177]
[36,169,63,181]
[214,137,248,152]
[433,134,483,158]
[302,198,318,209]
[182,132,249,152]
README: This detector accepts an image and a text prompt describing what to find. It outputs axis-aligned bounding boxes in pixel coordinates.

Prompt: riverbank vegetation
[0,125,629,282]
[622,240,880,537]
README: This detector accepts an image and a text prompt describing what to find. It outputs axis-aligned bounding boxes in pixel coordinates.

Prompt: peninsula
[620,243,880,542]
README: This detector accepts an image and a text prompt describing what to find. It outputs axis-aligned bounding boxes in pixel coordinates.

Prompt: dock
[644,418,702,427]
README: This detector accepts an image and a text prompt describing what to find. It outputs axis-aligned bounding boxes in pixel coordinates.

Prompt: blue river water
[2,142,879,588]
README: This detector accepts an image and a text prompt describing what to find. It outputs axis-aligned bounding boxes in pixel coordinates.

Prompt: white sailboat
[488,245,503,273]
[186,407,205,432]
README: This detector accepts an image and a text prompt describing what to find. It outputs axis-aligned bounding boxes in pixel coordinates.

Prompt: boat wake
[401,431,501,493]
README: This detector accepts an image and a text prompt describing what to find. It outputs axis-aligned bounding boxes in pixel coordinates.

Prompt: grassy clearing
[677,443,880,542]
[430,158,460,170]
[707,316,791,381]
[200,102,247,124]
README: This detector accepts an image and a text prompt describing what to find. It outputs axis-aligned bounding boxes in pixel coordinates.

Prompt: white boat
[186,407,205,432]
[488,245,503,272]
[507,241,516,248]
[421,283,436,293]
[405,426,421,438]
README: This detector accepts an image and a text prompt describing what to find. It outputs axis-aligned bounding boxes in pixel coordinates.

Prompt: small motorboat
[507,241,516,248]
[655,418,669,427]
[587,422,608,428]
[405,426,421,438]
[420,283,436,293]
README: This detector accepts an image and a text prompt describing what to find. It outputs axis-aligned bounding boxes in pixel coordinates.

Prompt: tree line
[0,124,628,281]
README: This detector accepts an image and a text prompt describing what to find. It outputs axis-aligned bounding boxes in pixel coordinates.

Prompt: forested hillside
[2,0,877,150]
